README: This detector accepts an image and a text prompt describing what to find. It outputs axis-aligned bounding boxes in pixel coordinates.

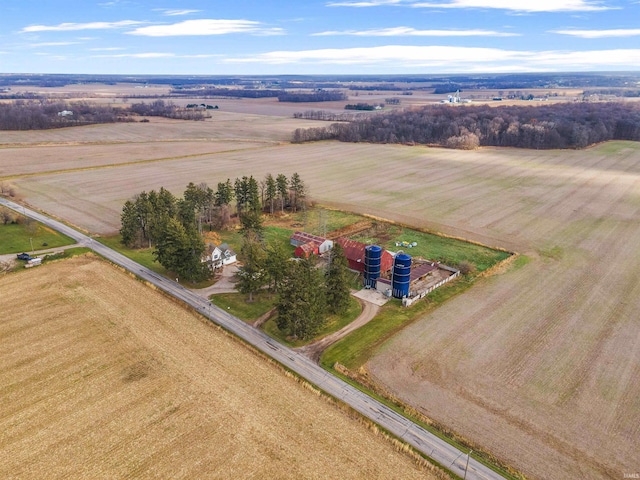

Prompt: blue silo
[392,253,412,298]
[364,245,382,288]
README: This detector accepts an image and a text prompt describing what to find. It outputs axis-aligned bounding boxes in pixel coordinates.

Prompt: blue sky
[1,0,640,75]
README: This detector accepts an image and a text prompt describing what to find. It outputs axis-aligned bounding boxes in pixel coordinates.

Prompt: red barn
[294,241,320,258]
[335,237,393,273]
[290,231,333,254]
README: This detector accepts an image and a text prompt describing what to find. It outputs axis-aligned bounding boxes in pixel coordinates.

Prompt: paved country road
[0,197,506,480]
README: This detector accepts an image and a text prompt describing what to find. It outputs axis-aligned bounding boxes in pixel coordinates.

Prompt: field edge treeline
[0,99,207,130]
[292,102,640,149]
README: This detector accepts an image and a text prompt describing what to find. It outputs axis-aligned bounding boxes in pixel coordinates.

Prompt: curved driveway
[0,197,505,480]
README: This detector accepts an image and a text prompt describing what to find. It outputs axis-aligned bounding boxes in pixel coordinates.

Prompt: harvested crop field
[3,117,640,479]
[364,141,640,479]
[0,255,433,480]
[0,112,325,147]
[0,140,268,178]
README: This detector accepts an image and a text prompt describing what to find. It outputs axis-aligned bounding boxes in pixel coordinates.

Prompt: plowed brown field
[0,255,433,479]
[0,112,324,147]
[2,119,640,479]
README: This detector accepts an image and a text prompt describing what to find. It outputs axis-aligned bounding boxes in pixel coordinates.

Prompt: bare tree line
[293,110,369,122]
[0,99,207,130]
[291,102,640,149]
[277,91,347,103]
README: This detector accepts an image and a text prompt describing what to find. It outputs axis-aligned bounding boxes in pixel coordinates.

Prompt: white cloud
[411,0,612,11]
[28,42,81,47]
[91,52,223,59]
[327,0,402,5]
[527,49,640,67]
[99,1,130,6]
[328,0,613,11]
[93,52,176,58]
[127,19,284,36]
[313,27,518,36]
[552,28,640,38]
[226,45,524,65]
[89,47,127,51]
[21,20,142,33]
[154,9,202,16]
[224,44,640,72]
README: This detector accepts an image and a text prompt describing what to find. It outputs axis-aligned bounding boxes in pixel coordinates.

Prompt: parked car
[17,253,31,261]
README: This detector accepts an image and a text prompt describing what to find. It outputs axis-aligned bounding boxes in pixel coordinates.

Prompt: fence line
[402,271,460,307]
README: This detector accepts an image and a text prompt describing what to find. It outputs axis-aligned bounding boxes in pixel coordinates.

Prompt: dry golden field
[0,140,269,178]
[0,255,433,480]
[0,113,322,147]
[2,112,640,479]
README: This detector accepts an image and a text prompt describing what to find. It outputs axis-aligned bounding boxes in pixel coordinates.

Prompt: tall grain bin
[392,253,412,298]
[364,245,382,288]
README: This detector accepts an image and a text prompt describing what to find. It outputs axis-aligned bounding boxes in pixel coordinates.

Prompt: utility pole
[463,449,473,480]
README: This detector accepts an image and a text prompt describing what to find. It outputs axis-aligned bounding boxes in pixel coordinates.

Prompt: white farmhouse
[203,242,237,270]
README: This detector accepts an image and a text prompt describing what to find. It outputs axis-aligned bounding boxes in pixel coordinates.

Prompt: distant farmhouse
[203,243,237,270]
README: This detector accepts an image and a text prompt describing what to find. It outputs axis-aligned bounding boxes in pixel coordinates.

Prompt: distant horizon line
[2,71,640,78]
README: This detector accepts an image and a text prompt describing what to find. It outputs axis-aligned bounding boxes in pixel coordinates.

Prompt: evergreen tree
[176,198,197,232]
[236,233,268,302]
[264,241,290,293]
[120,199,139,247]
[148,187,176,244]
[121,189,176,248]
[183,182,213,233]
[134,191,153,247]
[234,176,249,215]
[276,258,326,340]
[247,176,261,214]
[214,179,234,229]
[153,217,208,282]
[265,173,277,214]
[215,179,234,206]
[156,187,178,218]
[325,243,351,315]
[239,209,264,239]
[276,173,288,212]
[120,185,207,283]
[289,172,306,213]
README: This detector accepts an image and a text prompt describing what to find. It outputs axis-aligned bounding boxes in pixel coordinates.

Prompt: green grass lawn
[263,226,297,255]
[97,234,217,287]
[209,291,276,323]
[216,207,363,256]
[320,276,474,370]
[352,224,511,272]
[263,296,362,348]
[293,207,365,236]
[8,247,93,274]
[41,247,93,262]
[216,226,295,257]
[0,222,75,254]
[97,234,167,274]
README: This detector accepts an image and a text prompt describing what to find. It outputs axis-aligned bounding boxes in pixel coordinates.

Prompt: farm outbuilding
[335,237,393,274]
[294,242,319,258]
[290,232,333,254]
